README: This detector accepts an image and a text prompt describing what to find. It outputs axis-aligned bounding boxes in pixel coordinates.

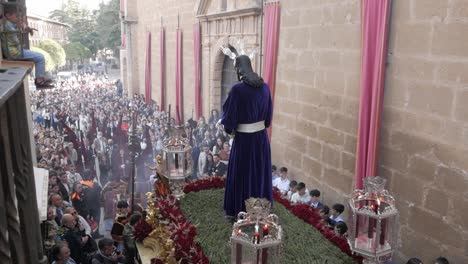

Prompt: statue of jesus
[220,47,273,219]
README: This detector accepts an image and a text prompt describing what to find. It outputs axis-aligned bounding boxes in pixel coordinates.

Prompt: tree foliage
[38,39,66,67]
[49,0,121,58]
[63,42,91,62]
[95,0,121,58]
[30,47,55,72]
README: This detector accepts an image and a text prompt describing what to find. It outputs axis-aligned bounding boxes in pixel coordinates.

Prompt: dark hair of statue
[235,55,264,88]
[227,45,264,88]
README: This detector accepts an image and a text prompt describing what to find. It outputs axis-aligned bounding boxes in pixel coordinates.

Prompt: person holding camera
[92,238,124,264]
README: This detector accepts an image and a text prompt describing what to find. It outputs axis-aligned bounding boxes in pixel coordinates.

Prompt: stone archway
[196,0,262,117]
[220,55,238,110]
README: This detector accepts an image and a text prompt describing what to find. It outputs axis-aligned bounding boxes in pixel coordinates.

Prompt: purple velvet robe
[222,81,273,217]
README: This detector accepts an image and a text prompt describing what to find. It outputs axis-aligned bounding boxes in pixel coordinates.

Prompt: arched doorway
[220,56,238,111]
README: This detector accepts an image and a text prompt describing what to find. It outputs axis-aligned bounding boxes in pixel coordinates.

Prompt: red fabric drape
[175,29,183,124]
[355,0,392,189]
[160,27,166,111]
[262,2,281,139]
[144,32,152,105]
[193,23,202,120]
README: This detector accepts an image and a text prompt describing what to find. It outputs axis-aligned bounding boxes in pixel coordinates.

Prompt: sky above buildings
[26,0,109,17]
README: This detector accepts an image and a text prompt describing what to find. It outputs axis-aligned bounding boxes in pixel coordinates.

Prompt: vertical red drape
[193,23,202,120]
[262,1,281,138]
[160,27,166,111]
[355,0,392,189]
[175,29,183,124]
[144,32,151,105]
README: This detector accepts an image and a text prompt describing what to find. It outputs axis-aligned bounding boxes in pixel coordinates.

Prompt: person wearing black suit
[211,154,227,177]
[58,171,70,202]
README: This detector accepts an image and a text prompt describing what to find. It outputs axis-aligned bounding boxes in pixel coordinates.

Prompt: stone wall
[127,0,197,118]
[126,0,468,262]
[271,0,468,262]
[127,0,262,119]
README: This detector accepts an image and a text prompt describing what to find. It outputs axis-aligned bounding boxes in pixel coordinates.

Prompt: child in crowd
[406,258,423,264]
[309,189,323,209]
[291,182,311,204]
[334,221,348,237]
[328,203,345,227]
[271,165,280,182]
[435,257,449,264]
[286,180,297,200]
[319,205,330,224]
[273,167,290,194]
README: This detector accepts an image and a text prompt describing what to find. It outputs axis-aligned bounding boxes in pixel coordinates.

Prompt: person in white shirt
[328,203,345,227]
[291,182,311,204]
[286,180,298,200]
[273,167,290,194]
[271,165,280,183]
[66,165,83,191]
[197,145,210,179]
[309,189,324,209]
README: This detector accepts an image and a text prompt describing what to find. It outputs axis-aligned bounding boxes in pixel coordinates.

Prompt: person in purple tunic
[220,50,273,219]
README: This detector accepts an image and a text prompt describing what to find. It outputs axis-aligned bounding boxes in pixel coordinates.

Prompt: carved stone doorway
[220,56,238,111]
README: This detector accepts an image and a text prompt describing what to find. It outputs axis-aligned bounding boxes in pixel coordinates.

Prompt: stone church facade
[121,0,468,262]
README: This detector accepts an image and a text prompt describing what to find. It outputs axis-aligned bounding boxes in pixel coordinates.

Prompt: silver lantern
[230,198,282,264]
[161,124,192,198]
[348,176,399,264]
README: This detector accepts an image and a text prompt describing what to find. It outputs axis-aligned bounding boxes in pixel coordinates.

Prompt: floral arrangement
[183,176,226,193]
[156,196,209,263]
[138,176,360,263]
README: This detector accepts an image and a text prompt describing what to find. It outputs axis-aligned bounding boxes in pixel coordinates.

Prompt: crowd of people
[271,166,347,236]
[34,74,152,264]
[31,72,236,263]
[30,74,451,263]
[272,166,452,264]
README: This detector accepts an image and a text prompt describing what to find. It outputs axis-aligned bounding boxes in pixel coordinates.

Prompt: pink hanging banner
[355,0,392,189]
[175,29,183,124]
[262,1,281,139]
[160,27,166,111]
[144,32,152,105]
[193,23,202,120]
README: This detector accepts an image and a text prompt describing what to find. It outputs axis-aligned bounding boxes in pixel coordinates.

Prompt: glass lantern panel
[230,243,258,264]
[261,246,280,264]
[354,214,379,254]
[386,214,398,250]
[375,218,391,253]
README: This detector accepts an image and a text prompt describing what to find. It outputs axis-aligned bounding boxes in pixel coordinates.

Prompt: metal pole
[129,110,138,214]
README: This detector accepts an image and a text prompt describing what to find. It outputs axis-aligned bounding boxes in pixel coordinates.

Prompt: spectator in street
[273,167,290,194]
[92,238,124,264]
[123,214,142,264]
[2,6,54,88]
[51,242,77,264]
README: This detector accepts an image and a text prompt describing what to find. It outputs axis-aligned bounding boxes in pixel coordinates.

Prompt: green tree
[30,47,55,72]
[63,42,92,62]
[95,0,121,58]
[38,39,66,67]
[50,0,122,60]
[49,0,101,57]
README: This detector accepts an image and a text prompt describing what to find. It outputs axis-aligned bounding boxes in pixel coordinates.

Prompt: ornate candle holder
[160,124,193,198]
[348,176,399,264]
[230,198,282,264]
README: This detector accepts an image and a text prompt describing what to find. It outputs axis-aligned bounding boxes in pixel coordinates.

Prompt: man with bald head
[62,213,87,264]
[64,207,91,236]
